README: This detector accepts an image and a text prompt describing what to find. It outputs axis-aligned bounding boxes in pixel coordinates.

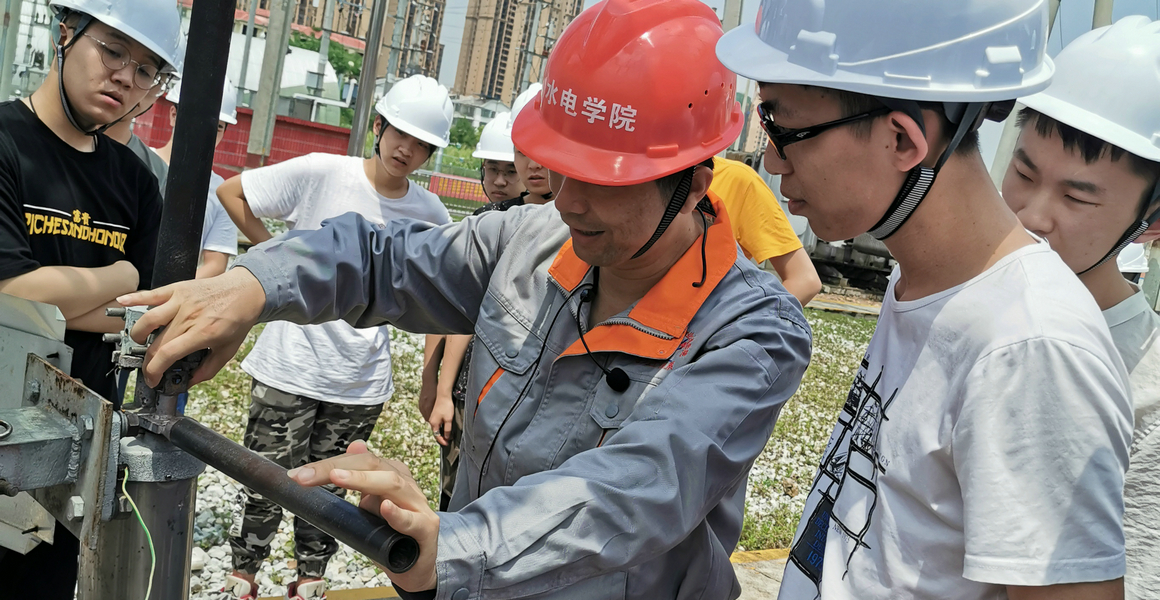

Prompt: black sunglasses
[757,102,891,160]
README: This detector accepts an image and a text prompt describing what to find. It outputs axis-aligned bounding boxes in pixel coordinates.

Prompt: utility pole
[347,0,390,156]
[386,0,410,84]
[1093,0,1115,28]
[721,0,742,31]
[517,0,546,104]
[0,0,25,101]
[246,0,294,167]
[315,0,336,95]
[237,0,259,106]
[988,0,1062,186]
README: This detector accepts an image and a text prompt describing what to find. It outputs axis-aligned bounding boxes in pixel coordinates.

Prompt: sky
[438,0,1160,88]
[435,0,1160,167]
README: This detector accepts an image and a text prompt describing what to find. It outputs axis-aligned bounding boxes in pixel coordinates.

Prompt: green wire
[122,467,156,600]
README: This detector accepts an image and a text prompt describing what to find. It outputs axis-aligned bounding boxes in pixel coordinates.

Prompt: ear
[883,111,930,173]
[56,21,72,47]
[1137,222,1160,244]
[681,165,715,214]
[169,105,177,127]
[372,115,383,136]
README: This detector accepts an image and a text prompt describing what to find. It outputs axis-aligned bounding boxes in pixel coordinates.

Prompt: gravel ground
[180,309,875,598]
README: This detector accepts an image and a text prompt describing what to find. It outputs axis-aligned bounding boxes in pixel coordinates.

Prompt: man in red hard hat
[120,0,812,597]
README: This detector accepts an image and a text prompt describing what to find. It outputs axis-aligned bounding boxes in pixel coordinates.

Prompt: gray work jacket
[235,198,812,600]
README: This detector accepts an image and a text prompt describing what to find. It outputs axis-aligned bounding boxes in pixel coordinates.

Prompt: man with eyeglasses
[0,0,180,597]
[719,1,1132,598]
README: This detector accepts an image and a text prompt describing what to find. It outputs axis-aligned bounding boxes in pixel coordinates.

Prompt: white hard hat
[374,75,453,148]
[512,83,542,120]
[50,0,183,73]
[167,78,239,125]
[219,79,238,125]
[1117,243,1150,274]
[472,112,515,162]
[1021,16,1160,162]
[715,0,1054,102]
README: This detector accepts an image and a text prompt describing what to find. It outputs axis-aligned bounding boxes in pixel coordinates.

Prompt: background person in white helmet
[0,0,180,596]
[511,83,555,205]
[106,33,185,193]
[998,17,1160,597]
[422,109,526,510]
[423,84,558,509]
[1118,244,1150,285]
[155,77,241,279]
[472,111,527,209]
[106,82,171,187]
[212,74,452,600]
[718,0,1131,598]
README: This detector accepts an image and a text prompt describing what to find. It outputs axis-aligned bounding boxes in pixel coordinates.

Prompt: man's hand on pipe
[288,441,440,593]
[118,268,266,387]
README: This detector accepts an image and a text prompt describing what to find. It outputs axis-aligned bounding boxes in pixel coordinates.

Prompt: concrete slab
[735,558,786,599]
[731,549,787,599]
[257,551,792,600]
[807,299,881,318]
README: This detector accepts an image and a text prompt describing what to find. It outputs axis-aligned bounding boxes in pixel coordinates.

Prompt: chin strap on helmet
[868,101,997,240]
[632,166,696,259]
[52,9,138,137]
[1078,182,1160,275]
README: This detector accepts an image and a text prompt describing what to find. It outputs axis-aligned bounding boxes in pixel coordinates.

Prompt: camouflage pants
[440,339,472,510]
[229,378,383,579]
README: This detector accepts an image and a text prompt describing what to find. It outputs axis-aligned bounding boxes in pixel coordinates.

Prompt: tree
[288,32,363,81]
[449,118,482,148]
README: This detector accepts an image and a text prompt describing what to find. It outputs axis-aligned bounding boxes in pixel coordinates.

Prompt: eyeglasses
[757,102,891,160]
[83,33,168,90]
[482,165,518,178]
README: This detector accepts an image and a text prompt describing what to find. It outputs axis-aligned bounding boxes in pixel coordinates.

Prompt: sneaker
[214,574,257,600]
[286,578,327,599]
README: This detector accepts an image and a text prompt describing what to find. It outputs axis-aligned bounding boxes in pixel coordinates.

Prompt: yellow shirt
[709,156,803,263]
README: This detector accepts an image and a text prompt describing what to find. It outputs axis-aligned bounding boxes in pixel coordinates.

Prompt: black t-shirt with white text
[0,100,162,400]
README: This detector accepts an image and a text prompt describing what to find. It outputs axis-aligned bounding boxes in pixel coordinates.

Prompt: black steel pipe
[164,417,420,573]
[152,0,236,288]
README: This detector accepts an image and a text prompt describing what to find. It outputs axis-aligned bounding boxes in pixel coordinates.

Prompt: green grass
[185,307,876,552]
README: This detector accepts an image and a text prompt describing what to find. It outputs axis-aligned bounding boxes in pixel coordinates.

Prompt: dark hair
[655,158,715,201]
[1017,108,1160,212]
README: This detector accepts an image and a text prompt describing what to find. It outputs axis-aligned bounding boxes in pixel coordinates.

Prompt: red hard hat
[511,0,744,186]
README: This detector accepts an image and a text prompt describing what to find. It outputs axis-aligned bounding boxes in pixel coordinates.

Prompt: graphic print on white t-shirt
[779,244,1133,600]
[792,358,899,584]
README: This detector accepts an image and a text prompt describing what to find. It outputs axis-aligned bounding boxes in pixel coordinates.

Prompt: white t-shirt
[1104,289,1160,599]
[201,172,238,256]
[779,244,1132,600]
[239,153,450,404]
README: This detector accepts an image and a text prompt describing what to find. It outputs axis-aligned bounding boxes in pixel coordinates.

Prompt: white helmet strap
[1078,182,1160,275]
[868,102,989,240]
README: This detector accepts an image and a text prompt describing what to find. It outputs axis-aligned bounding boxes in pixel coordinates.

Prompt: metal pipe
[88,477,197,600]
[164,417,420,573]
[154,0,237,288]
[347,0,389,156]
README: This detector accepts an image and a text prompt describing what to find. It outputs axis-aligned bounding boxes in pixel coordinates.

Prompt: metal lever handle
[159,416,420,573]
